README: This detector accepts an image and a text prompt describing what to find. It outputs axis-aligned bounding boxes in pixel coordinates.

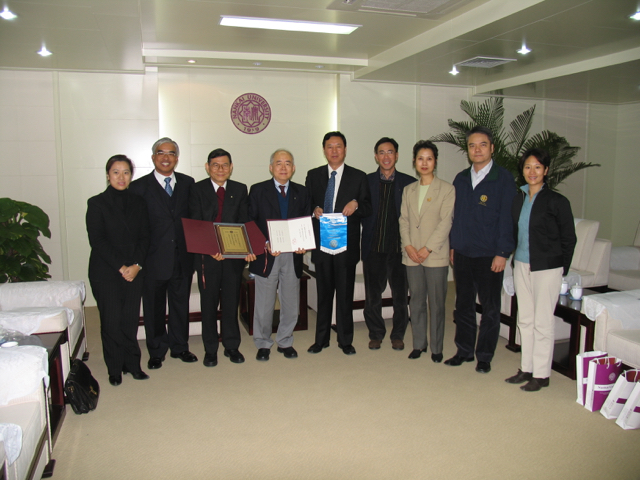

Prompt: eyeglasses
[155,150,177,157]
[209,163,230,171]
[377,150,396,156]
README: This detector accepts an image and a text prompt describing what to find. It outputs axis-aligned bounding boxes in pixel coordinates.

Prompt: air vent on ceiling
[329,0,478,19]
[456,56,516,68]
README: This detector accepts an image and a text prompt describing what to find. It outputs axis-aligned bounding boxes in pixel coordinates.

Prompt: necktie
[215,186,225,222]
[164,177,173,196]
[324,171,336,213]
[279,185,286,198]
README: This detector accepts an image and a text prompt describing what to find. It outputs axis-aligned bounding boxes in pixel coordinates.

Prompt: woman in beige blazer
[399,140,455,362]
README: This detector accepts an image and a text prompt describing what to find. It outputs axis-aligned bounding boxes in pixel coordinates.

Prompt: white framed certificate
[267,216,316,253]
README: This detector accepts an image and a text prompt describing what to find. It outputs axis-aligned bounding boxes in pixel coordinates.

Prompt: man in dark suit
[129,137,198,370]
[248,149,311,361]
[189,148,254,367]
[361,137,416,351]
[305,131,372,355]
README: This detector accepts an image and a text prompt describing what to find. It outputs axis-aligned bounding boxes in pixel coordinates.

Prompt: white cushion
[607,330,640,369]
[571,219,599,271]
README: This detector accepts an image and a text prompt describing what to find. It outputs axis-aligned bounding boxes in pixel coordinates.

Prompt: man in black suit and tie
[362,137,416,351]
[305,131,372,355]
[129,137,198,370]
[189,148,254,367]
[248,149,311,361]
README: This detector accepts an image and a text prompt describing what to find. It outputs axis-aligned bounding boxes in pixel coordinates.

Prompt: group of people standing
[86,126,575,393]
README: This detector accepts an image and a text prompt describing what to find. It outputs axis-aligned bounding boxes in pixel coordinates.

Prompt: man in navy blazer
[305,131,372,355]
[361,137,416,351]
[248,149,311,361]
[189,148,254,367]
[129,137,197,370]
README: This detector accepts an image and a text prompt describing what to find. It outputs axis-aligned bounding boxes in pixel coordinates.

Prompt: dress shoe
[256,348,270,361]
[505,369,533,384]
[476,361,491,373]
[147,356,164,370]
[109,374,122,386]
[307,343,329,354]
[521,377,549,392]
[444,355,474,366]
[431,353,443,363]
[170,350,198,363]
[277,346,298,358]
[130,371,149,380]
[339,344,356,355]
[203,353,218,367]
[408,348,426,359]
[369,339,381,350]
[224,349,245,364]
[391,339,405,351]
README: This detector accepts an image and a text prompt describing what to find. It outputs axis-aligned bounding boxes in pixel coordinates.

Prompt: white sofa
[0,281,88,382]
[608,222,640,291]
[0,346,52,480]
[584,289,640,369]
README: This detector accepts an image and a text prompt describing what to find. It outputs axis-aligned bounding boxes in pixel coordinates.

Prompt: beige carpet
[51,283,640,479]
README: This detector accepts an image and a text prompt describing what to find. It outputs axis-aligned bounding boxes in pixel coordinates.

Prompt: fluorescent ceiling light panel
[219,16,360,34]
[631,11,640,20]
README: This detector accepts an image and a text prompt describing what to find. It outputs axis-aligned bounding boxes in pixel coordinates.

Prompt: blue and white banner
[319,213,347,255]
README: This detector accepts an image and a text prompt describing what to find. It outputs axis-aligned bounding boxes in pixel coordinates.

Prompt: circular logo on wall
[230,93,271,134]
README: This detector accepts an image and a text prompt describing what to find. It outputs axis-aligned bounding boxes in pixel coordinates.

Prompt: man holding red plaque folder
[189,148,256,367]
[248,149,311,361]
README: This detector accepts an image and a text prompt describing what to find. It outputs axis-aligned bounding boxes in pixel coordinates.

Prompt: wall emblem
[230,93,271,134]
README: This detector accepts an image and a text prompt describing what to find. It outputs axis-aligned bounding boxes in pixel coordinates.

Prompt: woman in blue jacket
[505,148,576,392]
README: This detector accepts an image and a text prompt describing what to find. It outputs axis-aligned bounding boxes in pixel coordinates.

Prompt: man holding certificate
[305,132,372,355]
[248,149,312,361]
[189,148,255,367]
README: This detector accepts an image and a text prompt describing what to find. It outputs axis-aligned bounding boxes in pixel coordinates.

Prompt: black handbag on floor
[64,359,100,414]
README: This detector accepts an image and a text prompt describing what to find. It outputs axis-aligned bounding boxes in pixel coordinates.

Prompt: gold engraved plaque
[215,223,251,258]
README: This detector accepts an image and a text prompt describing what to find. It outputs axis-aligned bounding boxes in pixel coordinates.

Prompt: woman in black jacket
[505,148,576,392]
[86,155,150,386]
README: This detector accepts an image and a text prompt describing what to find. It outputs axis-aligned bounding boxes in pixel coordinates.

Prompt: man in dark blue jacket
[445,126,516,374]
[361,137,416,351]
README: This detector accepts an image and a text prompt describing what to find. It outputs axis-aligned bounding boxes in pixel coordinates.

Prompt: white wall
[1,67,637,303]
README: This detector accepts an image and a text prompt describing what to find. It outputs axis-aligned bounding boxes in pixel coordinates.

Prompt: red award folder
[182,218,267,258]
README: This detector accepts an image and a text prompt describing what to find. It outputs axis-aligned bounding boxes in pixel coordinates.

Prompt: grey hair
[152,137,180,157]
[269,148,294,165]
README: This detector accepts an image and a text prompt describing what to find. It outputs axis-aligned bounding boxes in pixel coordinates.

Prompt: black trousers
[452,252,504,362]
[142,252,192,358]
[362,251,409,341]
[195,255,244,354]
[91,275,143,376]
[314,252,356,347]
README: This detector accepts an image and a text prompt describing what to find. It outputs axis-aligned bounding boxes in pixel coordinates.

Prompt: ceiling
[1,0,639,104]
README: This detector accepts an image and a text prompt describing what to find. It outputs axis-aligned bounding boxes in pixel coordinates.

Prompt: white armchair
[0,281,88,381]
[608,221,640,291]
[0,346,52,480]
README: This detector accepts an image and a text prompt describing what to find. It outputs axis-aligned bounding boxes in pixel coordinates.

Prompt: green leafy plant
[0,197,52,283]
[429,97,599,190]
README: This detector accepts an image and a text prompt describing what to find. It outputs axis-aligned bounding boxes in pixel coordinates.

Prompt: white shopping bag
[601,370,640,420]
[616,382,640,430]
[576,351,607,405]
[584,356,623,412]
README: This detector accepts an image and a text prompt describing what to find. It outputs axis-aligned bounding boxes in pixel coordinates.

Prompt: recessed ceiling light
[315,65,324,69]
[220,16,360,35]
[517,45,531,55]
[449,65,459,75]
[630,11,640,20]
[253,62,262,66]
[37,46,52,57]
[187,59,196,63]
[0,7,17,20]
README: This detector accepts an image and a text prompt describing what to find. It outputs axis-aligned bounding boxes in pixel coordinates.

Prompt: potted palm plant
[0,197,52,283]
[429,97,599,190]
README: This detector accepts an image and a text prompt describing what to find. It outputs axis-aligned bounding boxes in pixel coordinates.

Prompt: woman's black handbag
[64,359,100,414]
